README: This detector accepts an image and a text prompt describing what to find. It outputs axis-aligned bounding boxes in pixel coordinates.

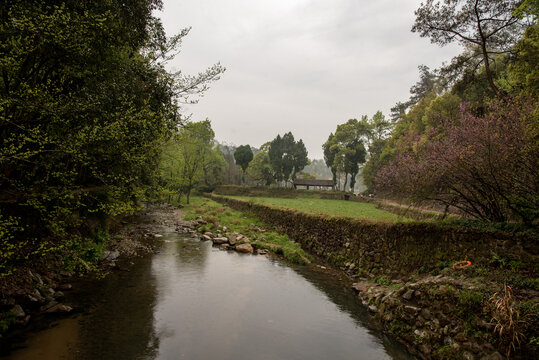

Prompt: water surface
[5,227,414,360]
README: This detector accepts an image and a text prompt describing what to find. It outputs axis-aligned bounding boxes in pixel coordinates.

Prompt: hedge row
[209,195,538,277]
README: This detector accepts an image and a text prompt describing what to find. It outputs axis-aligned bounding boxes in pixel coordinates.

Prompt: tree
[506,23,539,96]
[160,120,223,204]
[390,65,442,121]
[323,133,338,188]
[376,98,539,223]
[234,145,254,172]
[323,119,368,192]
[234,145,254,183]
[0,0,218,275]
[246,143,274,186]
[268,132,309,186]
[412,0,528,95]
[200,144,227,191]
[292,139,309,181]
[219,144,242,185]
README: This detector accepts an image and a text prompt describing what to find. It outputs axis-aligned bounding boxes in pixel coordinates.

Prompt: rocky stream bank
[186,201,538,360]
[2,202,536,360]
[0,204,182,352]
[351,275,508,360]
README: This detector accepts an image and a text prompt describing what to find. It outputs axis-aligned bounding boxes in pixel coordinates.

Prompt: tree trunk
[481,43,501,96]
[349,172,356,194]
[474,2,501,97]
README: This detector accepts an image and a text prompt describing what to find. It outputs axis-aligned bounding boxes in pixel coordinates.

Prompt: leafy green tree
[390,65,442,121]
[323,119,368,192]
[200,144,227,191]
[323,134,338,188]
[513,0,539,18]
[506,23,539,96]
[0,0,223,274]
[234,145,254,172]
[160,120,224,204]
[412,0,527,95]
[246,143,274,186]
[268,132,309,186]
[292,139,309,181]
[234,145,254,183]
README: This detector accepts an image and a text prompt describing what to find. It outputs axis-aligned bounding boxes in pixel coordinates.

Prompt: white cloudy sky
[157,0,460,159]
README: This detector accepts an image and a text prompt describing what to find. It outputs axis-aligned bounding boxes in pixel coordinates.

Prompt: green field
[222,196,410,223]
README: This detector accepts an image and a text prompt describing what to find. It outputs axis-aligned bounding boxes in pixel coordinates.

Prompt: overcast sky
[157,0,460,159]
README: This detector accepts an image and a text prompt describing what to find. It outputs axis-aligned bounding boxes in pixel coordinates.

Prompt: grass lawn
[182,196,312,264]
[221,196,411,223]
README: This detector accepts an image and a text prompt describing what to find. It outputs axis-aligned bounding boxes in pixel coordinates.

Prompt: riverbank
[3,202,415,360]
[0,204,183,353]
[182,196,313,265]
[208,194,538,359]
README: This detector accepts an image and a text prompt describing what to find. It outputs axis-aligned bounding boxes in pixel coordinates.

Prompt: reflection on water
[4,228,414,360]
[72,254,160,360]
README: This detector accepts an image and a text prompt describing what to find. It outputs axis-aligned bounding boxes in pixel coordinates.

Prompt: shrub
[202,215,218,227]
[374,276,392,286]
[377,98,539,223]
[458,289,485,310]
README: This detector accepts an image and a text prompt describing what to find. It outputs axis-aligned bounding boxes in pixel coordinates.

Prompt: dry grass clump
[202,215,218,227]
[488,285,524,358]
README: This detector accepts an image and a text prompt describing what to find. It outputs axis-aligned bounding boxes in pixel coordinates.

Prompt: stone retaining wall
[209,195,538,277]
[208,195,539,359]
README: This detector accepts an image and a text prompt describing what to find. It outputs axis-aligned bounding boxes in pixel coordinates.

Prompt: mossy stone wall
[210,195,538,276]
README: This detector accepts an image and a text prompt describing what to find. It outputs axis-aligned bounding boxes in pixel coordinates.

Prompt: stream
[4,214,414,360]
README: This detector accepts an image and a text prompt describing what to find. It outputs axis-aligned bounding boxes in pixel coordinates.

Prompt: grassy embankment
[217,195,411,223]
[182,196,312,264]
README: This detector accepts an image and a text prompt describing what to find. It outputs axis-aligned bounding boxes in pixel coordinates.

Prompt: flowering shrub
[377,98,538,223]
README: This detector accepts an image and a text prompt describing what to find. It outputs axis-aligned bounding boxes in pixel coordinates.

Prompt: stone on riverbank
[103,250,120,261]
[212,237,229,245]
[11,304,25,318]
[45,303,73,313]
[236,243,254,254]
[228,233,238,245]
[350,275,511,360]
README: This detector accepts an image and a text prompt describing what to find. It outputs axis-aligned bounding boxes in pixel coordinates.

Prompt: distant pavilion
[293,179,334,190]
